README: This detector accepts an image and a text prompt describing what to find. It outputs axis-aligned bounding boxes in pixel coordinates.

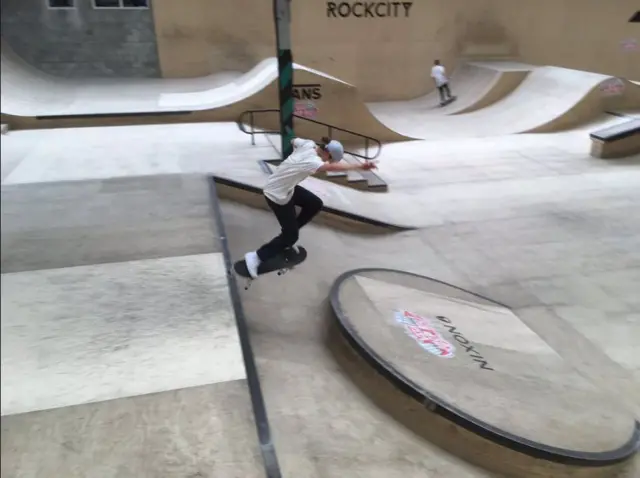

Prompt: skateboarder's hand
[361,161,378,170]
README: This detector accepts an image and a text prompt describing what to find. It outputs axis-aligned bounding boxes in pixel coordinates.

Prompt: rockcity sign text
[327,2,413,18]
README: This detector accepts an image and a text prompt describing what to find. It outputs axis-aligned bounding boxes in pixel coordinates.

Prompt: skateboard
[440,96,457,107]
[233,246,308,290]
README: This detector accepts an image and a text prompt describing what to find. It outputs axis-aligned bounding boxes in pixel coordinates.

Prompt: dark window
[123,0,149,6]
[94,0,148,8]
[48,0,75,8]
[94,0,122,7]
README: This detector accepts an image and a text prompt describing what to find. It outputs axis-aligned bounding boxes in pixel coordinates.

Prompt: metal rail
[237,108,382,160]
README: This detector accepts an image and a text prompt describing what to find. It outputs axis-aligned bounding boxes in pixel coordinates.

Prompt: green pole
[274,0,294,159]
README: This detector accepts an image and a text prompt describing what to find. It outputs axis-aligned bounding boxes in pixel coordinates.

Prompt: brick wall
[1,0,160,78]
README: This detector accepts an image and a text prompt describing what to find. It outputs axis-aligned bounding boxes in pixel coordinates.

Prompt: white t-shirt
[431,65,448,87]
[263,138,324,205]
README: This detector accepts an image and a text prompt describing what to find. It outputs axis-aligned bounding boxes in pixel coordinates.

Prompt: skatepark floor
[220,200,497,477]
[1,121,639,477]
[218,198,640,478]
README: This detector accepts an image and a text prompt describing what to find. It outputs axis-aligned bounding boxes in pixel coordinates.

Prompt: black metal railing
[236,108,382,160]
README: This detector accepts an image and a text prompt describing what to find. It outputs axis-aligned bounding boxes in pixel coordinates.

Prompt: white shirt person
[243,136,377,278]
[431,60,454,105]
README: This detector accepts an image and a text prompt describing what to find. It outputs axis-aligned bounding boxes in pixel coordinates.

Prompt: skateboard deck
[234,246,307,287]
[440,96,457,106]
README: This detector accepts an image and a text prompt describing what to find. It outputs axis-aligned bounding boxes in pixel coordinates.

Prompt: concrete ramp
[368,66,640,140]
[367,61,532,117]
[0,39,245,116]
[331,268,640,477]
[0,41,409,143]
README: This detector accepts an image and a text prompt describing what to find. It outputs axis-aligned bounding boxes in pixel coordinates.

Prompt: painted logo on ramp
[599,78,625,96]
[294,101,319,119]
[621,38,638,51]
[395,310,455,358]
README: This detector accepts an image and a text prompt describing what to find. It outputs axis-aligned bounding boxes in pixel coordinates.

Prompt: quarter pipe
[0,40,410,143]
[4,38,639,144]
[367,61,533,117]
[368,66,640,139]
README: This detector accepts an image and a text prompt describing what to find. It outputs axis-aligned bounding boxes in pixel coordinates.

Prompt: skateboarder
[431,60,454,105]
[243,136,377,279]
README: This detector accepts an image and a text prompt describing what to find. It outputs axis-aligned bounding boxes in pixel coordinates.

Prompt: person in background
[431,59,455,106]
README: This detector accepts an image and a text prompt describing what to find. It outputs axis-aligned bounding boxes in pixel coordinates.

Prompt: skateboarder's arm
[317,161,377,172]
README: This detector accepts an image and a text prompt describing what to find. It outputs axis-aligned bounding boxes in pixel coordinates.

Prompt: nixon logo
[293,84,322,100]
[435,316,494,371]
[327,1,413,18]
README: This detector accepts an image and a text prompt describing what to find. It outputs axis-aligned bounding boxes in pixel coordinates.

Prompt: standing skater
[431,59,455,106]
[243,136,377,279]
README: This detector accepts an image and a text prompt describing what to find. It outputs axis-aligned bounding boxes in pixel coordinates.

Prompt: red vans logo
[395,310,455,358]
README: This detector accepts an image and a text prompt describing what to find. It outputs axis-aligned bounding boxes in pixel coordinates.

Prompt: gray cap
[326,140,344,162]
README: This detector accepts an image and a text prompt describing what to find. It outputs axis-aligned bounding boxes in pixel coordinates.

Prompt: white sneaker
[244,251,261,279]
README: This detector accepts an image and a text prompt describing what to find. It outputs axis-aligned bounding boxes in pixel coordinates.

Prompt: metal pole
[273,0,294,159]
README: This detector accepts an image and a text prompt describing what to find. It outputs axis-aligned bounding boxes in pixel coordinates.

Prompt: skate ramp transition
[329,268,640,477]
[368,66,640,140]
[0,41,409,143]
[367,61,534,117]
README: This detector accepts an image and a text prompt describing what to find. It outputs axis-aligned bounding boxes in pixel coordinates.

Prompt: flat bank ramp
[368,66,640,140]
[367,61,532,118]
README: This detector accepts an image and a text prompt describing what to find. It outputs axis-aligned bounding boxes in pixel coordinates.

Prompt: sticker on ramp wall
[394,310,455,358]
[294,101,319,119]
[620,38,638,51]
[599,78,625,96]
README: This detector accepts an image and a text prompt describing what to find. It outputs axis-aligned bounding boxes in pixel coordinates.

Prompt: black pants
[256,185,323,262]
[438,83,452,102]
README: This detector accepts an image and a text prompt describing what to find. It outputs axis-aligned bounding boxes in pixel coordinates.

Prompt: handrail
[236,108,382,160]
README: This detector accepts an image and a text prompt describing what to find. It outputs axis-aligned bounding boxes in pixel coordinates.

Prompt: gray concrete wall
[0,0,160,78]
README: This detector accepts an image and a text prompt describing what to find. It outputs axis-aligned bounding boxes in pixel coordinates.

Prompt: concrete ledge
[212,176,408,233]
[329,268,640,477]
[590,119,640,159]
